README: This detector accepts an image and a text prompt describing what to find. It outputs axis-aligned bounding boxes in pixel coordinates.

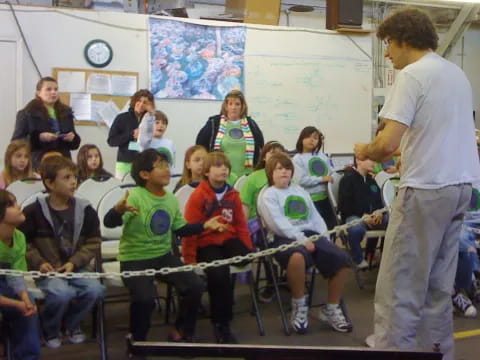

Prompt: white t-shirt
[380,52,480,189]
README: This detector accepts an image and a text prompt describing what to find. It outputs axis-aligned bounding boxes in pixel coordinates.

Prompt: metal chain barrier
[0,208,390,280]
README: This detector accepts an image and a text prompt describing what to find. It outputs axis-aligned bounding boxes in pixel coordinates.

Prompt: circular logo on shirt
[284,196,309,220]
[370,184,379,193]
[228,127,244,140]
[155,147,173,165]
[149,209,171,236]
[469,188,480,211]
[308,158,328,177]
[381,158,395,169]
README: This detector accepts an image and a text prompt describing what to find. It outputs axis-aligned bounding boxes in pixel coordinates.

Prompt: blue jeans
[36,274,105,338]
[455,226,480,292]
[346,214,388,264]
[0,279,41,360]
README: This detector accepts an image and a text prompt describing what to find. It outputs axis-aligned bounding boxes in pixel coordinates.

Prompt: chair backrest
[233,174,248,192]
[122,172,134,184]
[7,179,44,206]
[327,170,344,213]
[165,174,181,194]
[175,184,196,215]
[97,184,136,240]
[375,170,398,188]
[382,179,397,209]
[76,177,121,211]
[21,191,47,210]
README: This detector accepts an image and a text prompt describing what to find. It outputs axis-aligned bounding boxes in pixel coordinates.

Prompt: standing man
[354,8,480,360]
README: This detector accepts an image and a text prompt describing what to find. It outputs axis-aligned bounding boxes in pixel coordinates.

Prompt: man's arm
[355,119,408,162]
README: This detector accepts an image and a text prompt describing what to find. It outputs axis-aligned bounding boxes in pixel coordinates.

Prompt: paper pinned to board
[58,71,86,93]
[98,100,121,128]
[87,73,112,94]
[111,75,137,96]
[70,93,92,121]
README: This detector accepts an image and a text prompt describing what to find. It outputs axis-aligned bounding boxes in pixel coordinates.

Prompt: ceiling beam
[437,3,480,57]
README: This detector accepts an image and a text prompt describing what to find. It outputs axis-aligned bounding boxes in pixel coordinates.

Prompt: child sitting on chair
[0,189,41,360]
[103,149,226,344]
[20,156,105,349]
[258,152,352,334]
[183,151,254,344]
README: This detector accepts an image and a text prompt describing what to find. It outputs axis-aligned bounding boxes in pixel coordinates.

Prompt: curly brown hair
[130,89,154,109]
[377,7,438,51]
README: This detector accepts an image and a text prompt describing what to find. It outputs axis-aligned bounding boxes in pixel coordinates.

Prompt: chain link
[1,207,390,279]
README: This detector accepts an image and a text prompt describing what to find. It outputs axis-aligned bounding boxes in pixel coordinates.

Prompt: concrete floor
[35,267,480,360]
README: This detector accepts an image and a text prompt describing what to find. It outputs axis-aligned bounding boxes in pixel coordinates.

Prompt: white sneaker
[365,333,375,348]
[357,259,369,270]
[290,300,309,334]
[66,328,87,344]
[45,336,62,349]
[452,292,477,318]
[318,304,352,333]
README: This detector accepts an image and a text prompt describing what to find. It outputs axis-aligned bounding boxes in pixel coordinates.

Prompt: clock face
[84,40,113,68]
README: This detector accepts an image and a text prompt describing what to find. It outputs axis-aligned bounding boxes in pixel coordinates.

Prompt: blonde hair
[3,140,34,187]
[178,145,207,187]
[220,90,248,119]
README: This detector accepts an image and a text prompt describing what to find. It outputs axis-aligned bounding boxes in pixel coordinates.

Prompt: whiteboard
[156,27,373,170]
[244,28,372,153]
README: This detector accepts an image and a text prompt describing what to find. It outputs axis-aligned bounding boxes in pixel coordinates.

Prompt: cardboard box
[226,0,281,25]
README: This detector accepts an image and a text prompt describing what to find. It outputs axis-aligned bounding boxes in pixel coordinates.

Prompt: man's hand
[114,191,139,215]
[39,262,55,273]
[57,262,75,273]
[354,143,369,161]
[204,215,228,233]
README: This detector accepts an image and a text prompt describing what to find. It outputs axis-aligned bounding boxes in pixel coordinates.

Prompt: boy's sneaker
[66,328,87,344]
[318,304,352,333]
[356,259,369,270]
[290,301,309,334]
[258,287,274,303]
[452,292,477,318]
[45,336,62,349]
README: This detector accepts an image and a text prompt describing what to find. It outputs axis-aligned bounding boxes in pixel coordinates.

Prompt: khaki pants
[374,184,471,360]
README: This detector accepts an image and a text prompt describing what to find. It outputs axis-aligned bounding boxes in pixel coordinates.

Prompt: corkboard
[52,67,139,126]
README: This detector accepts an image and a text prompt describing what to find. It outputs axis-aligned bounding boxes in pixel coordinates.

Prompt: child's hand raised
[204,215,228,233]
[114,191,139,215]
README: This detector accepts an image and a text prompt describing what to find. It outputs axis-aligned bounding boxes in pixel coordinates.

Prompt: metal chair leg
[247,271,265,336]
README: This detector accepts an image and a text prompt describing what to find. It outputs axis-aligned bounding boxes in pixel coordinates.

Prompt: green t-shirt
[240,169,267,219]
[47,106,56,120]
[221,121,252,180]
[0,229,28,271]
[119,187,186,262]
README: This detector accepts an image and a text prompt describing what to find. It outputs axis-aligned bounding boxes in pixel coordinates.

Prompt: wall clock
[84,39,113,68]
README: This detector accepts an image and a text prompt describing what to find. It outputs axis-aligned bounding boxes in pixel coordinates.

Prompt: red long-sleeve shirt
[182,180,253,264]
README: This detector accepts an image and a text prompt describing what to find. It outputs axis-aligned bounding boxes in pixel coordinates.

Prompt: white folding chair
[233,174,248,192]
[121,172,134,184]
[327,170,345,225]
[174,184,196,216]
[7,179,44,206]
[375,170,398,189]
[382,178,398,210]
[76,177,121,211]
[97,184,135,287]
[21,191,46,210]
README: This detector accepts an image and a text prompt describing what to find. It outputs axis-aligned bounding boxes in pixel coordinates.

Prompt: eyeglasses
[152,163,170,170]
[383,39,392,46]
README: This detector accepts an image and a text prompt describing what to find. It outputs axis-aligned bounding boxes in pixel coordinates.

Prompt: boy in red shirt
[183,151,253,344]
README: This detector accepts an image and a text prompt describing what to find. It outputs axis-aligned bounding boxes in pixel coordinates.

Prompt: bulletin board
[52,67,139,126]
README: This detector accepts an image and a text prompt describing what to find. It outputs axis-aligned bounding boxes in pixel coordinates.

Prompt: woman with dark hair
[195,90,264,184]
[14,77,81,169]
[107,89,154,179]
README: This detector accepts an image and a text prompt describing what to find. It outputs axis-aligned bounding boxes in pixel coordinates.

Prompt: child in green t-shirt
[0,189,40,360]
[104,149,226,344]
